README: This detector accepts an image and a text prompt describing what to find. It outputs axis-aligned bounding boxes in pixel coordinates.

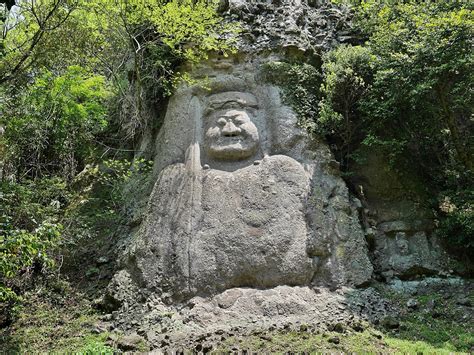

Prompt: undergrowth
[0,282,111,353]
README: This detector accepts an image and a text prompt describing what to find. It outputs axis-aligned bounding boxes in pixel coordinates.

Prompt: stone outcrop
[105,3,457,343]
[349,149,455,280]
[111,56,372,305]
[221,0,355,54]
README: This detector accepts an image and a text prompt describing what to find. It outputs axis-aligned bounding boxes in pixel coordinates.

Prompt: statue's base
[103,284,395,351]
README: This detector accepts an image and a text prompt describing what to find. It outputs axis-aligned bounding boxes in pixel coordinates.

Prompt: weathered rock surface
[104,1,458,343]
[181,286,393,330]
[136,155,316,301]
[221,0,355,54]
[373,230,451,280]
[350,149,455,279]
[113,57,372,304]
[101,285,397,352]
[98,277,473,351]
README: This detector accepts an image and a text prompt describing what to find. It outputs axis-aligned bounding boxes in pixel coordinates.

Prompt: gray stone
[406,298,419,309]
[103,270,139,311]
[117,334,146,351]
[216,289,243,309]
[115,59,372,302]
[223,0,355,55]
[349,147,456,278]
[373,230,450,279]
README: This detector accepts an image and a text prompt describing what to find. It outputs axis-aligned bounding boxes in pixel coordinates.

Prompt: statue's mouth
[206,133,258,160]
[213,136,249,147]
[220,136,243,143]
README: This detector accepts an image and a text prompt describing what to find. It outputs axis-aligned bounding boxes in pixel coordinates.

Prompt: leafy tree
[0,0,236,324]
[1,66,110,180]
[0,178,65,317]
[1,0,237,140]
[319,1,473,253]
[0,0,81,85]
[94,0,237,140]
[361,2,473,172]
[318,45,374,167]
[262,61,321,132]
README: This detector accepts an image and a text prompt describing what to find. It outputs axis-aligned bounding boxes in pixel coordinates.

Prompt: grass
[216,328,469,354]
[0,283,112,354]
[215,284,473,354]
[378,287,474,352]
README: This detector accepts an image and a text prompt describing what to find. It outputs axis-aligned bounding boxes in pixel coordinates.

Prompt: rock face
[221,0,355,54]
[373,228,450,280]
[349,149,454,280]
[105,2,457,316]
[115,57,372,303]
[103,3,460,348]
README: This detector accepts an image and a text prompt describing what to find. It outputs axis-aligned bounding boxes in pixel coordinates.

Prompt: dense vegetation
[0,0,235,325]
[324,1,473,254]
[265,1,473,257]
[0,0,472,351]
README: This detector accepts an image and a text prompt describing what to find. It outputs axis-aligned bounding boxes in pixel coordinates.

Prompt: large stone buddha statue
[117,59,372,303]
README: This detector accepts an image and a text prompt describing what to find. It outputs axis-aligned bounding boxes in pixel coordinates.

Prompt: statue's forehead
[206,92,258,108]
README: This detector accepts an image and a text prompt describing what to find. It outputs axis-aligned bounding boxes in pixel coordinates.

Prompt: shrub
[262,61,322,132]
[1,66,110,180]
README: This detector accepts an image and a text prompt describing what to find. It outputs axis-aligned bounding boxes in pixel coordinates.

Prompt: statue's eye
[234,117,246,125]
[217,118,227,126]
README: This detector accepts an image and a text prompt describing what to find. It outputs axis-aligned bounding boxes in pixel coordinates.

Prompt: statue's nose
[222,121,241,136]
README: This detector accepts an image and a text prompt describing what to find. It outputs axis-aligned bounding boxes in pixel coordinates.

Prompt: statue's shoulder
[263,154,305,170]
[261,155,308,184]
[155,162,186,183]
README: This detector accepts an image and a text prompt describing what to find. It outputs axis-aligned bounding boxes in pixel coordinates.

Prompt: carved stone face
[204,92,260,161]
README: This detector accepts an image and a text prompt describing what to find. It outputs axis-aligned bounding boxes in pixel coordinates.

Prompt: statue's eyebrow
[204,97,258,117]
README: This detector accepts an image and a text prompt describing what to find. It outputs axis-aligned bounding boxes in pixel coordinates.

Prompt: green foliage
[0,178,69,230]
[1,0,78,84]
[0,222,61,302]
[2,66,110,180]
[0,178,65,310]
[102,0,238,139]
[1,0,237,142]
[437,191,474,253]
[77,337,114,355]
[61,158,152,245]
[262,61,321,132]
[318,45,374,165]
[1,287,110,353]
[360,2,473,169]
[85,266,100,279]
[0,156,152,319]
[317,2,473,251]
[378,286,474,353]
[0,222,61,279]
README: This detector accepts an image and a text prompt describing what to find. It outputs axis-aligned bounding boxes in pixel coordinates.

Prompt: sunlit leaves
[3,66,110,179]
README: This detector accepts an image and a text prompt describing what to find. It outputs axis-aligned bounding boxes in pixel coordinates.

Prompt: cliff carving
[104,3,457,348]
[112,57,372,304]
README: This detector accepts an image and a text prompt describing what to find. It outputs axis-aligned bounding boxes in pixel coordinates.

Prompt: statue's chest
[200,159,309,233]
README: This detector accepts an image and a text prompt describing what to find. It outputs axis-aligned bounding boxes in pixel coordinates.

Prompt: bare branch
[0,0,74,84]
